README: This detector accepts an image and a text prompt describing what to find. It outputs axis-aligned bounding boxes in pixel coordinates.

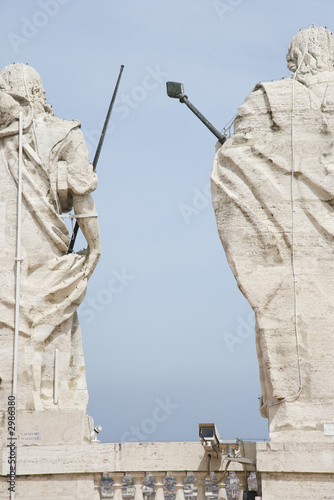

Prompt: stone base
[260,472,334,500]
[0,410,94,449]
[0,473,102,499]
[257,441,334,499]
[0,410,100,497]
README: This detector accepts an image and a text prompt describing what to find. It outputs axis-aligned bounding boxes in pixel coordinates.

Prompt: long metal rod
[13,111,23,398]
[92,64,124,171]
[11,111,23,500]
[180,95,226,144]
[67,64,124,253]
[54,349,59,405]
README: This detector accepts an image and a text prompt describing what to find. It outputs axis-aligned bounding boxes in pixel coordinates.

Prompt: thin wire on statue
[21,63,40,157]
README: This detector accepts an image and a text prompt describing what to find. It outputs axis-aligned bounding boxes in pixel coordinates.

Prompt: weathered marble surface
[0,64,100,414]
[211,26,334,439]
[257,441,334,500]
[0,473,102,500]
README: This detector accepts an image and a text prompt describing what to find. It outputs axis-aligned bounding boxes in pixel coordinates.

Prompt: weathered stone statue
[0,64,100,414]
[212,26,334,441]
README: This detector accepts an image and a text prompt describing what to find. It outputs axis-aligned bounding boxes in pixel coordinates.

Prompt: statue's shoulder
[253,78,293,92]
[39,115,83,146]
[253,78,308,100]
[236,80,294,112]
[234,78,306,134]
[43,114,81,130]
[248,78,309,129]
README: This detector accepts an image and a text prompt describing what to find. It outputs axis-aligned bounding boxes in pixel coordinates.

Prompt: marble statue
[211,26,334,440]
[0,64,100,412]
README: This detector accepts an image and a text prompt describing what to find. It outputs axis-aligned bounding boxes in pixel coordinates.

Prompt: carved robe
[0,93,97,411]
[212,77,334,431]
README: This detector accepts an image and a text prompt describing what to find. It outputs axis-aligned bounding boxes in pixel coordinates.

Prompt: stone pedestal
[0,410,94,449]
[0,410,100,499]
[257,441,334,500]
[0,473,102,500]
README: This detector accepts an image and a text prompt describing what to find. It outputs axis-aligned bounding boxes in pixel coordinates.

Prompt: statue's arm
[59,126,101,277]
[72,193,101,279]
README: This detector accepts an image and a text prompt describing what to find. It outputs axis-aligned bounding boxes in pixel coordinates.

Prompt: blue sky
[1,0,332,443]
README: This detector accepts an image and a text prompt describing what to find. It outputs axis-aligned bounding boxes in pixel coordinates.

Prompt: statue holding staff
[0,63,100,411]
[212,27,334,439]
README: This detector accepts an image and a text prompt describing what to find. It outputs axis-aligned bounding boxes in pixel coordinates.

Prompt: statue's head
[0,63,52,114]
[287,26,334,79]
[0,92,20,126]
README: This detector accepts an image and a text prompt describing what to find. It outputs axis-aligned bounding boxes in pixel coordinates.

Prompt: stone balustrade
[101,471,256,500]
[1,441,258,499]
[96,442,258,500]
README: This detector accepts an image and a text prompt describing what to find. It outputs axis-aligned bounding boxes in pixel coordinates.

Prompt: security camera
[199,425,243,455]
[90,425,102,441]
[198,423,221,452]
[199,424,255,470]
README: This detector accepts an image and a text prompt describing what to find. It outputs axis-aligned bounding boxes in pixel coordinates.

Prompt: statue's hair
[0,63,48,111]
[287,26,334,76]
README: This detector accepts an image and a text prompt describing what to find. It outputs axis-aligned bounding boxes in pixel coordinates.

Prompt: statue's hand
[72,193,101,280]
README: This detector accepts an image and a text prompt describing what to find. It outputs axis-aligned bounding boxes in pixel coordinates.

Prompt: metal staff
[166,81,226,145]
[67,64,124,253]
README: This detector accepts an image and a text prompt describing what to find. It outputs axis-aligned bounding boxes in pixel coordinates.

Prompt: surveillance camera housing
[198,423,221,452]
[198,424,255,469]
[199,425,243,455]
[90,425,102,442]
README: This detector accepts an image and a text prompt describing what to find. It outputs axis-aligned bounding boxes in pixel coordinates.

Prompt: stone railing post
[154,473,166,500]
[174,472,186,500]
[94,473,103,500]
[132,472,145,500]
[195,472,207,500]
[236,472,247,500]
[217,477,228,500]
[112,473,124,500]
